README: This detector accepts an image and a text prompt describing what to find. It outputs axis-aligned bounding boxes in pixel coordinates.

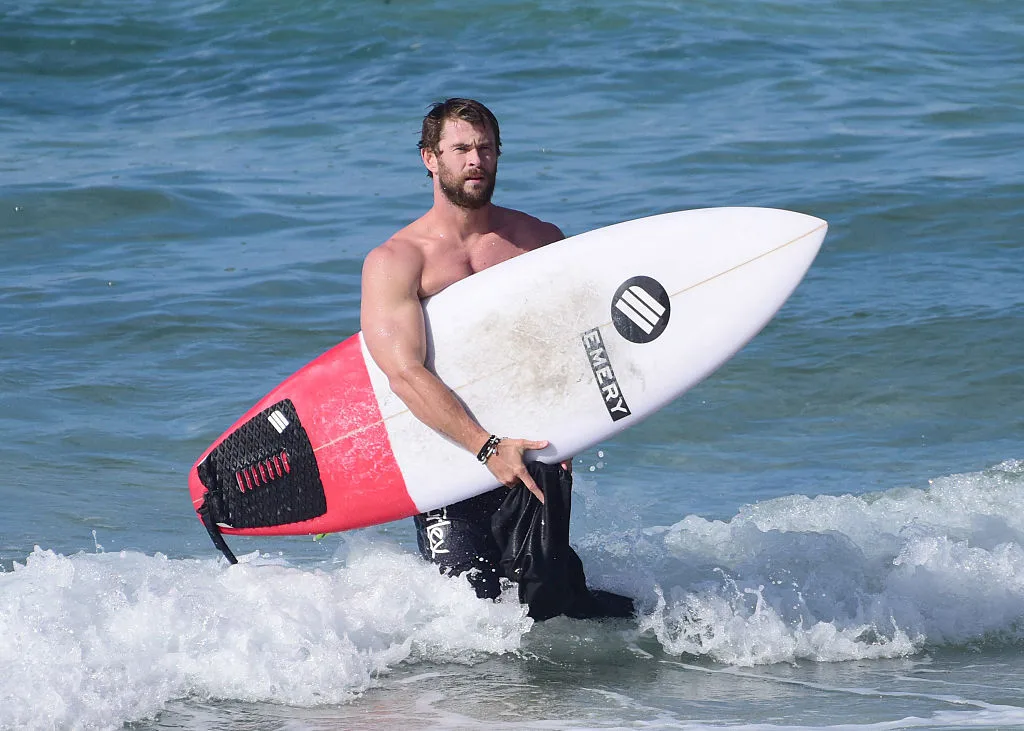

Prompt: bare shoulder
[497,206,565,249]
[363,225,426,285]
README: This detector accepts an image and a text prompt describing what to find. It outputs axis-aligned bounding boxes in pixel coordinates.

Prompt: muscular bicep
[360,246,428,378]
[359,244,484,450]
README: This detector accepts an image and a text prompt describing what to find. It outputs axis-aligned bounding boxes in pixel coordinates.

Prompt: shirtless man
[360,98,568,599]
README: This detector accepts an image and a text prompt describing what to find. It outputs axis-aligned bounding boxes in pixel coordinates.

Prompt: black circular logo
[611,276,671,344]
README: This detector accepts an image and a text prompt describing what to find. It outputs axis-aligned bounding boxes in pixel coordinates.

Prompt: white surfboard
[190,206,826,541]
[365,206,826,511]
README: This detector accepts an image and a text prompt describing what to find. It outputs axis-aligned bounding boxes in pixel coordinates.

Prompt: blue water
[2,1,1023,729]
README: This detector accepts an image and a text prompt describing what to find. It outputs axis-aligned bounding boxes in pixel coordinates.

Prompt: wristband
[476,434,501,464]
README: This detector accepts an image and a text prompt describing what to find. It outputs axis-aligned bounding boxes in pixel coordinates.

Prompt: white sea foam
[0,540,530,730]
[625,459,1024,665]
[3,461,1024,729]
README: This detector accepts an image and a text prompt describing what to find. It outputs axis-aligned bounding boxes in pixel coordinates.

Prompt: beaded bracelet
[476,434,501,464]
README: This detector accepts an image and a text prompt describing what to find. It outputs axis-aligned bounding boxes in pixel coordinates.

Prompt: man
[360,100,630,617]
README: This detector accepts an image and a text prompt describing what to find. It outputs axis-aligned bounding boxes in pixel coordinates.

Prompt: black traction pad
[196,399,327,529]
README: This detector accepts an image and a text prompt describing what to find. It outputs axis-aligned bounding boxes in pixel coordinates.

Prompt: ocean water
[2,0,1023,729]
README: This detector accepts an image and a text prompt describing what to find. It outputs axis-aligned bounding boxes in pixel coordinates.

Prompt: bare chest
[419,235,527,297]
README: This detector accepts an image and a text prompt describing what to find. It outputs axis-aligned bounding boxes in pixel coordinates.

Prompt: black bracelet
[476,434,501,464]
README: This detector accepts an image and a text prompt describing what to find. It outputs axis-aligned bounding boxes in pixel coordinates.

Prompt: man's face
[432,118,498,210]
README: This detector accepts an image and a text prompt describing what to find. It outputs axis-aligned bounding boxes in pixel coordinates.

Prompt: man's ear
[421,147,438,176]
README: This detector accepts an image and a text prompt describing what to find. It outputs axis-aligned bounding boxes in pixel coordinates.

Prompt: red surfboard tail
[189,334,417,561]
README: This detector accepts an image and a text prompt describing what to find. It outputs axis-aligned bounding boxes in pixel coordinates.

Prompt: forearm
[389,365,489,454]
[390,363,549,501]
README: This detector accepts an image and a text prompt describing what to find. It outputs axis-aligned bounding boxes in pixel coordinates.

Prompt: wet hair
[418,98,501,177]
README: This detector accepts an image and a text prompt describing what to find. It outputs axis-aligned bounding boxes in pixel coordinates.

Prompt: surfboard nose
[730,206,827,241]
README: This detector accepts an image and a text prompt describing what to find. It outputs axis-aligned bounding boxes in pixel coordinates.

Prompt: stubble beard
[437,162,496,210]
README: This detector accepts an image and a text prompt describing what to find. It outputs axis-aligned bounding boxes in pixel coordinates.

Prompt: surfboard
[189,207,826,559]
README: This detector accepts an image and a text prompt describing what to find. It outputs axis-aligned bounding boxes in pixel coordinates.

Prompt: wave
[590,458,1024,665]
[3,459,1023,729]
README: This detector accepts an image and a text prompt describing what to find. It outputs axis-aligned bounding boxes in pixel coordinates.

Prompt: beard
[437,162,496,210]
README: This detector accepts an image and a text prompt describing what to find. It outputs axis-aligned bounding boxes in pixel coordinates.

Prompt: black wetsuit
[414,483,510,600]
[414,461,634,620]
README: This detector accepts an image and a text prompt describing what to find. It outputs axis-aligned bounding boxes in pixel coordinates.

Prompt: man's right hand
[485,437,549,503]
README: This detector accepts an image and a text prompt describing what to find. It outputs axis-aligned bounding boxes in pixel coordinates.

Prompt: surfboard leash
[197,499,239,565]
